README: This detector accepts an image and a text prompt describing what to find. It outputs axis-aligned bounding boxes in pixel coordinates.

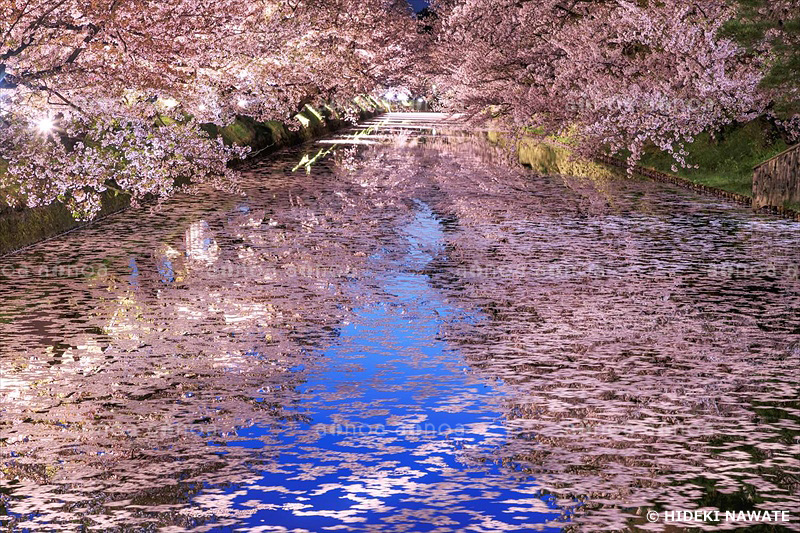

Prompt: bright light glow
[238,99,248,108]
[160,98,179,109]
[317,139,378,145]
[383,88,411,102]
[36,117,54,133]
[198,104,208,111]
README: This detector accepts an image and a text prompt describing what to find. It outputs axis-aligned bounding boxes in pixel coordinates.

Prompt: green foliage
[638,119,789,197]
[721,0,800,116]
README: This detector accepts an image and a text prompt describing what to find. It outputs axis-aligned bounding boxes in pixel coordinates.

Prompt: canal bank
[506,132,800,222]
[0,103,385,257]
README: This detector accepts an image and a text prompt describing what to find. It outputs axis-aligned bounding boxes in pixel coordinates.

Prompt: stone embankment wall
[753,143,800,212]
[0,103,383,256]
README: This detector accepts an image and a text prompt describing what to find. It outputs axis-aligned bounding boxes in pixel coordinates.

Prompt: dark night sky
[407,0,430,13]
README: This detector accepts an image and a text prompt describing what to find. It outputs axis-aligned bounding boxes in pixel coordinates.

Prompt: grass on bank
[635,119,789,197]
[522,117,790,198]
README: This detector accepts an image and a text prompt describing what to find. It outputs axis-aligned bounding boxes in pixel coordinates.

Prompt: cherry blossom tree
[429,0,769,167]
[0,0,419,219]
[5,0,790,217]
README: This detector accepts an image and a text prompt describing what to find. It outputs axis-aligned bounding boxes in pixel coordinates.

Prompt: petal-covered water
[1,113,798,532]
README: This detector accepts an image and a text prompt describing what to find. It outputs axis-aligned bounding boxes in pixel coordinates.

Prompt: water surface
[1,113,798,532]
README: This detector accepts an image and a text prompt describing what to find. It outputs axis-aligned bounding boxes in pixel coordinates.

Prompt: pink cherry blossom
[428,0,770,166]
[1,0,420,218]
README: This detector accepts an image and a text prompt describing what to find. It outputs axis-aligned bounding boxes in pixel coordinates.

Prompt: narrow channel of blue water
[205,201,564,531]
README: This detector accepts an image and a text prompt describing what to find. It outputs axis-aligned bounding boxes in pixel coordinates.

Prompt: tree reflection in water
[0,114,798,531]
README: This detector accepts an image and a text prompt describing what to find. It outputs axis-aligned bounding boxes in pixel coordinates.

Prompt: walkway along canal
[0,113,798,531]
